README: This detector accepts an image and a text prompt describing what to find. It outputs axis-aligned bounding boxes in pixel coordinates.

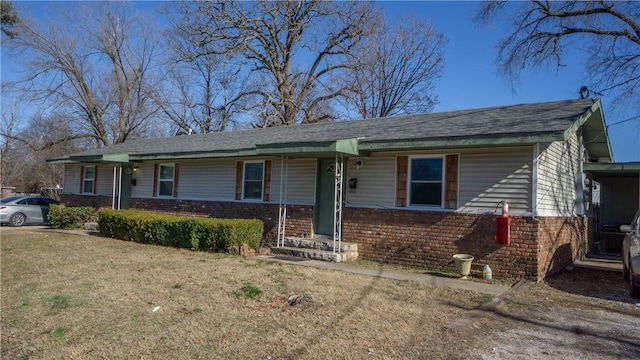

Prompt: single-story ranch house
[50,98,613,281]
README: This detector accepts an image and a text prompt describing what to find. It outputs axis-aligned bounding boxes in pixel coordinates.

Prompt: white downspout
[532,144,539,217]
[576,132,586,216]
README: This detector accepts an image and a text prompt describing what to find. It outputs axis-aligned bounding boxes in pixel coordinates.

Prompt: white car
[0,196,59,226]
[620,209,640,299]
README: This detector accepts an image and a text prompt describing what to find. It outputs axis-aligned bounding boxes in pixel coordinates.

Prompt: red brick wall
[537,216,592,280]
[61,194,113,209]
[128,198,314,241]
[343,207,591,281]
[62,194,592,281]
[60,194,314,241]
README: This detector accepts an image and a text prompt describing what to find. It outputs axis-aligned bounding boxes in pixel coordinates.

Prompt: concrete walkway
[573,257,623,272]
[254,255,511,296]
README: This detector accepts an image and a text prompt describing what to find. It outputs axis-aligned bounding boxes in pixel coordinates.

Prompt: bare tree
[4,1,163,147]
[156,16,251,134]
[344,15,447,119]
[477,0,640,107]
[1,112,79,192]
[169,0,376,127]
[0,101,18,186]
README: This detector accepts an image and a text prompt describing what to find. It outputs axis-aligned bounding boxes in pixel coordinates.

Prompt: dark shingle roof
[51,98,604,161]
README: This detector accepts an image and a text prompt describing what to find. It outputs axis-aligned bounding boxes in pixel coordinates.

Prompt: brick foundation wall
[128,198,314,242]
[537,216,592,280]
[61,194,114,209]
[61,194,314,243]
[343,207,590,281]
[62,194,591,281]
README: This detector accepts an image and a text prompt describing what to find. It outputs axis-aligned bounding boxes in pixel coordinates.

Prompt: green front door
[119,165,133,209]
[315,159,336,236]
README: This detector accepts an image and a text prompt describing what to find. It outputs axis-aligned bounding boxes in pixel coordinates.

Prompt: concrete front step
[281,237,358,252]
[83,222,99,232]
[270,246,358,262]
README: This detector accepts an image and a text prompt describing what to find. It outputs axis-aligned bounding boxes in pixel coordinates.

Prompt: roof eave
[47,153,130,164]
[584,162,640,179]
[360,133,563,152]
[256,138,360,157]
[563,99,612,161]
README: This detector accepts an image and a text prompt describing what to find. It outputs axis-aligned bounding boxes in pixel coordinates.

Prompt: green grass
[48,294,72,315]
[43,326,68,337]
[232,284,262,299]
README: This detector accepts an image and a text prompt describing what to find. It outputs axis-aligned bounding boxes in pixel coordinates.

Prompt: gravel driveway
[474,267,640,359]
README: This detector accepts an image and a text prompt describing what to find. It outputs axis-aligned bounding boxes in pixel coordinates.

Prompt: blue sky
[380,1,639,162]
[2,1,638,162]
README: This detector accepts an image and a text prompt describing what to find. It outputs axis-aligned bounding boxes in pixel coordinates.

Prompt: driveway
[475,267,640,359]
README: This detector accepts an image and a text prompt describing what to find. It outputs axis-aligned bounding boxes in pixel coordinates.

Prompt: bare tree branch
[342,14,446,119]
[477,0,640,108]
[168,0,376,126]
[5,1,163,147]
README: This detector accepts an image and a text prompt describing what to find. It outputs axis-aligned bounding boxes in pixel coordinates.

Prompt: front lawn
[1,230,487,359]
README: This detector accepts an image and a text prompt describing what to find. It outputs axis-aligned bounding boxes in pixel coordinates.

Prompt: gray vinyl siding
[458,148,532,213]
[96,165,116,196]
[63,164,114,196]
[178,159,236,201]
[63,165,81,194]
[536,134,580,216]
[129,158,316,204]
[346,157,396,207]
[270,158,316,204]
[131,163,155,198]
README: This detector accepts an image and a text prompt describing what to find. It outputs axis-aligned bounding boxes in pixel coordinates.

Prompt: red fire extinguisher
[495,201,511,244]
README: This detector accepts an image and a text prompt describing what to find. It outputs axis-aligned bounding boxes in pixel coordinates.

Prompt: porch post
[111,166,117,209]
[277,156,289,247]
[333,154,343,254]
[117,165,123,210]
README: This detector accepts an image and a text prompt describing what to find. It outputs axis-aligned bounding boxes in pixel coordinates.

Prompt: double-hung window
[157,164,175,197]
[82,166,96,193]
[409,157,443,207]
[243,162,264,200]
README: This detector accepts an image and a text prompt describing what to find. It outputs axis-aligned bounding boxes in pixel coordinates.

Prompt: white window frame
[242,161,264,200]
[157,163,175,197]
[82,166,96,194]
[407,155,445,208]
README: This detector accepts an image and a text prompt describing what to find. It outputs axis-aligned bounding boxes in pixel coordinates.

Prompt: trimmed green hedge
[97,209,263,252]
[47,205,97,229]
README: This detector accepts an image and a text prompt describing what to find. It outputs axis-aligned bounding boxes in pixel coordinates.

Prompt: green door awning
[48,153,130,164]
[256,138,360,158]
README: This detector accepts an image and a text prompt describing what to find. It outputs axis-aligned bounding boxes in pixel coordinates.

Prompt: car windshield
[0,196,22,204]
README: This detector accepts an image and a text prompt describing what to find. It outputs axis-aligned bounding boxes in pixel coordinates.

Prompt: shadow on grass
[545,267,637,304]
[285,262,386,359]
[420,269,459,278]
[444,300,640,358]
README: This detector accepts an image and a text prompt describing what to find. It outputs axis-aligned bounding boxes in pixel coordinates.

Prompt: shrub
[47,205,97,229]
[97,209,263,253]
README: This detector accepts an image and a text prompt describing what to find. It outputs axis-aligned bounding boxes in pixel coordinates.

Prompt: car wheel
[623,261,630,281]
[9,213,26,227]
